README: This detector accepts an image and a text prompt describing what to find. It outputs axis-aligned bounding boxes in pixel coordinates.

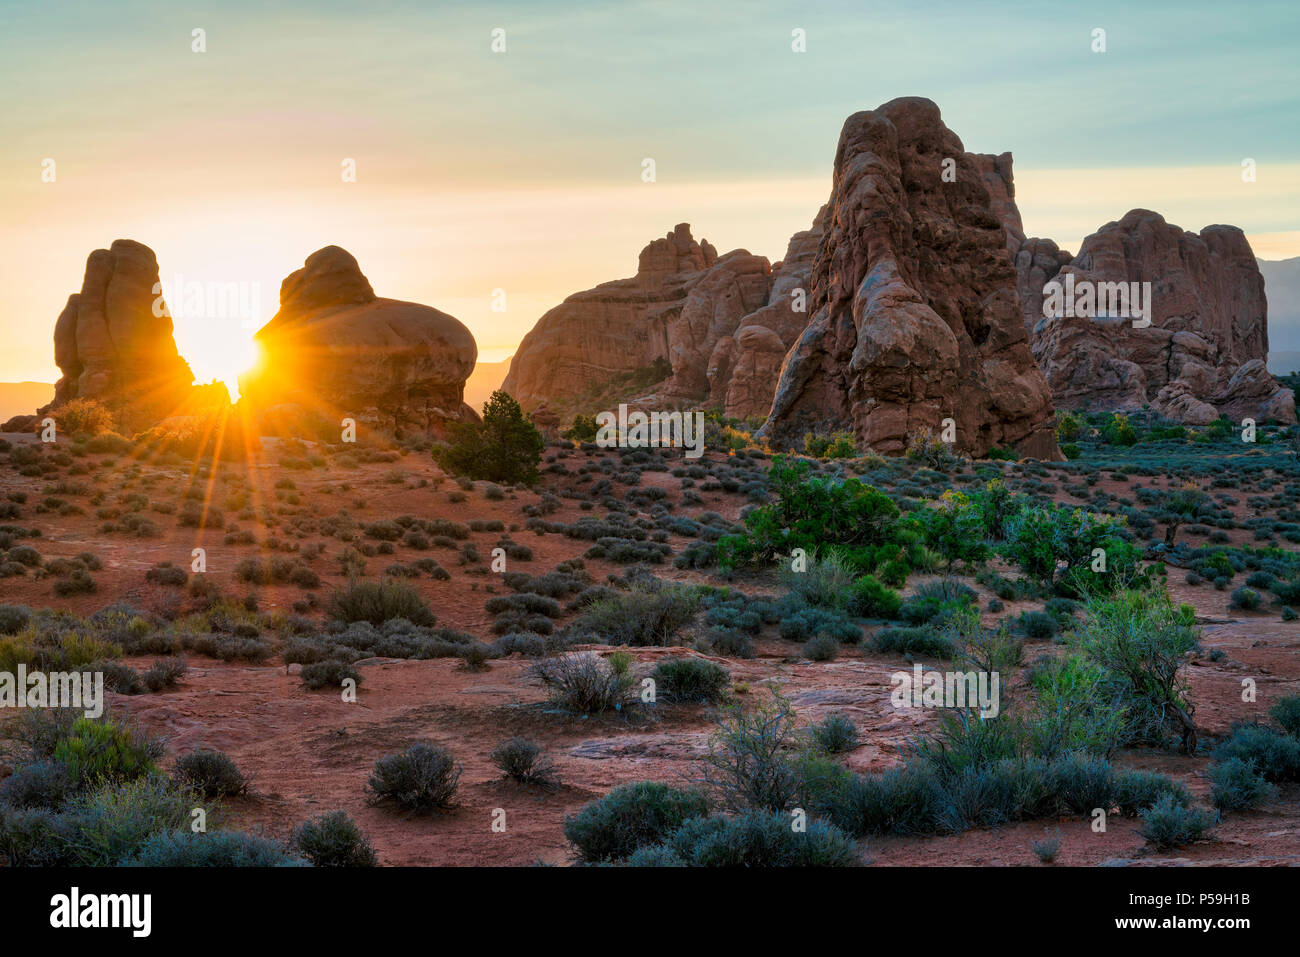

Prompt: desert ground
[1,410,1297,867]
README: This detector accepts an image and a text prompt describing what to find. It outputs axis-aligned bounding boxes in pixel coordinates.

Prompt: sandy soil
[1,432,1297,866]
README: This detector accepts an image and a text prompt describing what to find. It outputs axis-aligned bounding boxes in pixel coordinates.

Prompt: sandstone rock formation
[1023,210,1296,425]
[2,240,200,432]
[710,209,826,419]
[501,224,775,415]
[238,246,478,438]
[761,97,1061,459]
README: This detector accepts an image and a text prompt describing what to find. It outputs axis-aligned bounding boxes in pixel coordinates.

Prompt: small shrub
[367,742,461,813]
[702,691,802,813]
[532,652,634,714]
[301,659,362,690]
[563,781,709,863]
[1213,724,1300,782]
[651,657,730,703]
[664,809,858,867]
[1209,757,1274,812]
[51,717,156,786]
[490,737,560,790]
[173,749,250,797]
[574,586,699,646]
[1031,832,1061,864]
[1270,695,1300,737]
[804,634,839,661]
[871,625,954,658]
[0,604,32,635]
[1229,587,1262,611]
[327,579,436,627]
[1139,794,1216,849]
[848,575,902,618]
[293,810,378,866]
[1019,611,1058,640]
[128,830,304,867]
[810,713,858,754]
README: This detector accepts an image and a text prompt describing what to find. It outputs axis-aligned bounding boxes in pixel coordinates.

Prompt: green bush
[574,586,699,646]
[433,390,544,486]
[128,830,305,866]
[1271,695,1300,737]
[173,749,249,797]
[1073,589,1199,751]
[914,490,990,569]
[1139,794,1216,849]
[779,606,860,643]
[1026,655,1127,760]
[660,810,858,867]
[803,635,839,661]
[367,743,461,813]
[816,763,944,837]
[810,713,858,754]
[62,775,196,866]
[532,652,634,714]
[293,811,378,866]
[1213,724,1300,782]
[301,659,362,690]
[51,718,156,786]
[718,457,901,568]
[802,431,858,459]
[564,781,709,863]
[899,577,976,626]
[0,760,76,810]
[1209,758,1274,811]
[1002,504,1144,597]
[701,691,802,812]
[564,414,598,443]
[1101,412,1139,446]
[0,805,76,865]
[1056,410,1085,441]
[652,658,730,703]
[871,625,954,658]
[1229,587,1261,610]
[490,737,560,790]
[779,552,857,610]
[1112,769,1192,816]
[848,575,902,618]
[1019,611,1058,640]
[326,579,436,627]
[0,604,31,635]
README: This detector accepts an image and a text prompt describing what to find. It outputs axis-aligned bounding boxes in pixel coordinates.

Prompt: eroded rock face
[501,224,773,414]
[761,98,1061,459]
[1026,210,1296,425]
[42,240,197,430]
[238,246,478,437]
[713,209,827,419]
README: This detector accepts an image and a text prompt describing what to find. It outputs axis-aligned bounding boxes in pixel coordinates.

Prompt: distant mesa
[1013,209,1296,425]
[238,245,478,439]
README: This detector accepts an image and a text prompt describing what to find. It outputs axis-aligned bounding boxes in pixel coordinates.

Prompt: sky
[1,0,1298,396]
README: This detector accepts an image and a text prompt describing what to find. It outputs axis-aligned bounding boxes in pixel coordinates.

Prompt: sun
[173,322,262,402]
